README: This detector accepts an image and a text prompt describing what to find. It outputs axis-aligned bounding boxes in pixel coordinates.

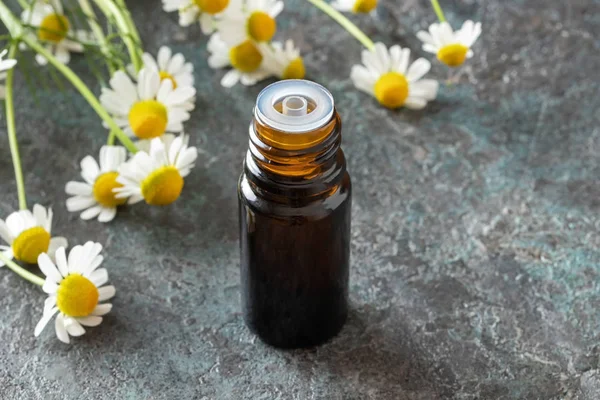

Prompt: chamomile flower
[65,146,128,223]
[34,242,115,344]
[139,46,195,112]
[259,40,306,80]
[217,0,283,46]
[162,0,230,33]
[417,20,482,67]
[350,43,439,110]
[100,68,196,143]
[0,204,67,266]
[208,33,271,87]
[21,0,88,65]
[115,134,197,206]
[331,0,378,14]
[0,49,17,99]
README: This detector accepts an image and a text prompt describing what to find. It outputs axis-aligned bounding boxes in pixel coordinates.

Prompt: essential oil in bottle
[238,80,352,348]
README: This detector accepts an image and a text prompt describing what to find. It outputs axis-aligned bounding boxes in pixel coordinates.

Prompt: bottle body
[238,163,351,348]
[238,80,351,348]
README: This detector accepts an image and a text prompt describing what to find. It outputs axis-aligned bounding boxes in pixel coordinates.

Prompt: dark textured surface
[1,0,600,399]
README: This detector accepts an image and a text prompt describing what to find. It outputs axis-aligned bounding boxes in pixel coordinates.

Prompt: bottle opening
[282,96,308,116]
[255,80,335,133]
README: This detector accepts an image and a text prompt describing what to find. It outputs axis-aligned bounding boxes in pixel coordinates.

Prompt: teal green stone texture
[1,0,600,398]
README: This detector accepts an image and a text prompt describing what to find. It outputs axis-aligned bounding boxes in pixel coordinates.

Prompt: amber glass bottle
[238,80,352,348]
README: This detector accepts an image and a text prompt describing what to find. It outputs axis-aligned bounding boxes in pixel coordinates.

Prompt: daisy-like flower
[100,68,196,143]
[417,20,482,67]
[0,204,67,266]
[0,49,17,99]
[162,0,230,33]
[65,146,128,223]
[34,242,115,344]
[208,33,271,87]
[115,134,197,206]
[21,0,88,65]
[331,0,378,14]
[259,40,306,80]
[350,43,439,110]
[138,46,195,112]
[217,0,283,46]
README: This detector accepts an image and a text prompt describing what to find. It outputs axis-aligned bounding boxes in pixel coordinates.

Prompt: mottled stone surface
[1,0,599,399]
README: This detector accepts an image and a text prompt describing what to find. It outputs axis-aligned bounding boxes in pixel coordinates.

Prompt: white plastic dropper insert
[255,80,335,133]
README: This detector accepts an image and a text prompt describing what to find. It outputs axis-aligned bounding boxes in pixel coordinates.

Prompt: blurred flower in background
[162,0,231,33]
[331,0,378,14]
[0,49,17,99]
[260,40,306,80]
[417,20,482,67]
[351,43,438,109]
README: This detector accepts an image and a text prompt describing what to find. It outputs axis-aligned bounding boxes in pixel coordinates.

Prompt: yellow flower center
[229,40,263,73]
[141,166,184,206]
[128,100,168,140]
[352,0,377,13]
[56,274,99,317]
[194,0,229,14]
[437,43,469,67]
[93,172,127,208]
[159,71,178,89]
[12,226,51,264]
[282,57,306,80]
[38,13,70,43]
[374,72,409,109]
[247,11,276,42]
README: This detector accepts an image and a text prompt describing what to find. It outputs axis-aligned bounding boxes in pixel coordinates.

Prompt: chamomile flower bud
[259,40,306,80]
[162,0,230,34]
[34,242,115,344]
[21,0,89,65]
[100,68,195,144]
[332,0,378,14]
[417,20,482,68]
[217,0,283,47]
[65,146,128,223]
[208,33,272,87]
[115,134,198,206]
[0,49,17,99]
[350,43,439,110]
[0,205,67,266]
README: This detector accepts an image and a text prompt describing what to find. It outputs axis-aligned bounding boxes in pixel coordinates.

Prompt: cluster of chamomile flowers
[163,0,481,111]
[163,0,305,87]
[65,47,199,223]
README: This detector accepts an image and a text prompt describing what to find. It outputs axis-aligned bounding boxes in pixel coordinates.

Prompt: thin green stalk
[307,0,374,50]
[107,129,116,145]
[5,44,28,210]
[93,0,142,72]
[16,0,29,9]
[0,253,45,287]
[21,35,138,153]
[115,0,141,45]
[430,0,446,22]
[78,0,116,75]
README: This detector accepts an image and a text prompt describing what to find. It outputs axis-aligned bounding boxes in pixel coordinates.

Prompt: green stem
[307,0,375,51]
[107,129,116,145]
[21,35,138,153]
[93,0,142,72]
[78,0,116,75]
[5,44,28,210]
[0,253,45,287]
[430,0,446,22]
[115,0,141,46]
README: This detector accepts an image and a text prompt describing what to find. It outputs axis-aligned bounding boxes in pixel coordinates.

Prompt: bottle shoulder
[238,170,351,219]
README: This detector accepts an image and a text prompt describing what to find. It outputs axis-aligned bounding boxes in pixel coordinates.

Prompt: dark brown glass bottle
[238,80,351,348]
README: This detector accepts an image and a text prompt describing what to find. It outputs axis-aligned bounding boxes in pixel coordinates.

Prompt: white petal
[80,155,100,184]
[77,315,102,327]
[65,181,93,196]
[66,196,96,212]
[91,303,112,316]
[37,253,62,283]
[98,285,116,301]
[48,237,68,260]
[54,246,68,277]
[406,58,431,82]
[404,96,428,110]
[0,219,13,244]
[97,207,117,223]
[42,280,59,294]
[64,317,86,337]
[88,268,108,286]
[55,314,70,343]
[34,307,58,337]
[80,206,103,220]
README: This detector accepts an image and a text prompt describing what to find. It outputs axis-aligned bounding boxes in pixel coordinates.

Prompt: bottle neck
[245,111,345,198]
